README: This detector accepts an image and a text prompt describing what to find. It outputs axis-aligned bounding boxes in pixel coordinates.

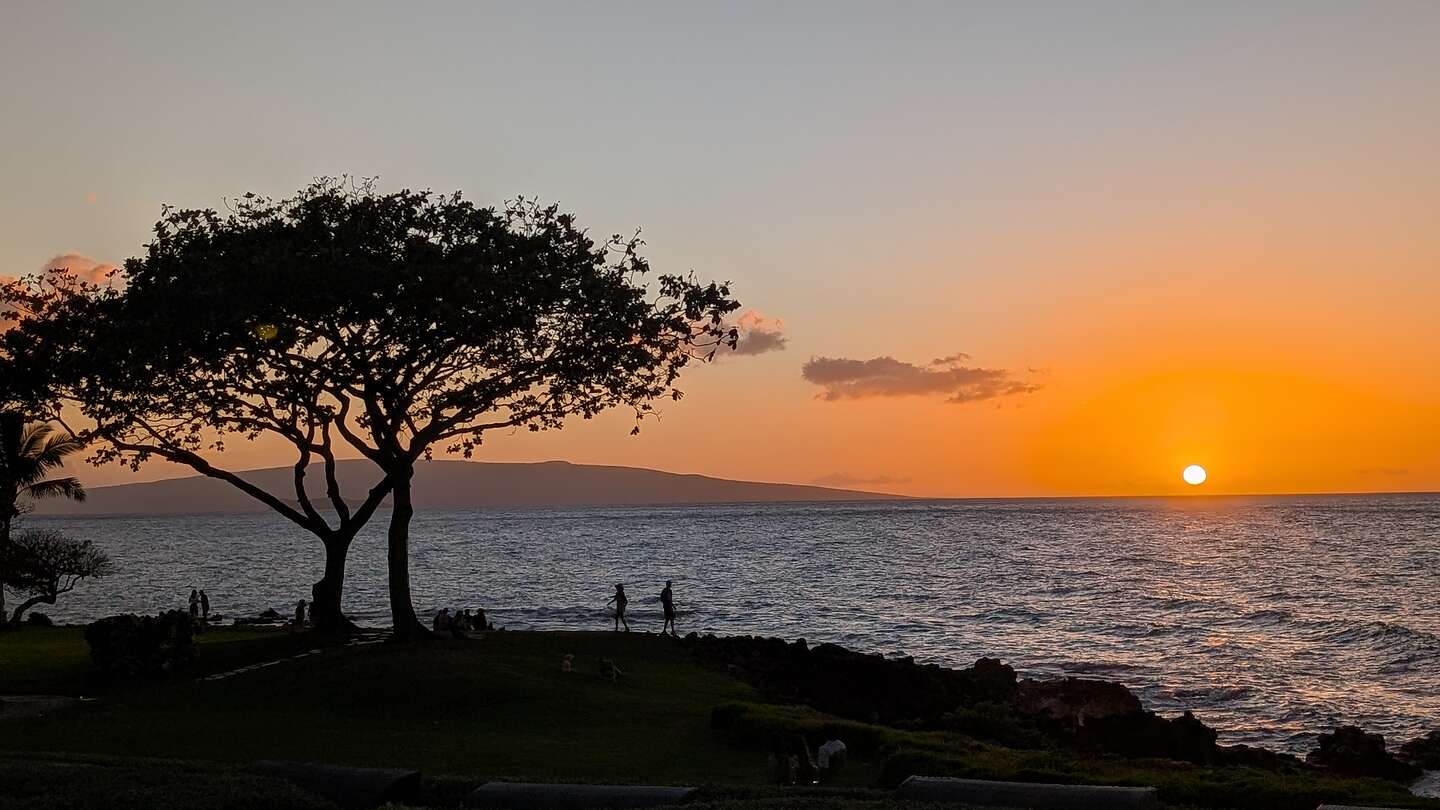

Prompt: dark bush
[25,611,54,626]
[877,748,1429,810]
[710,701,893,757]
[879,751,981,788]
[84,610,196,679]
[943,701,1049,749]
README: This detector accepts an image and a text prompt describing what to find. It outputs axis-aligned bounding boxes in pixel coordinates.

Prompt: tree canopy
[1,179,740,636]
[2,529,113,625]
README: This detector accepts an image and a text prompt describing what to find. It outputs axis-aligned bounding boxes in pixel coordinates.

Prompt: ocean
[20,494,1440,755]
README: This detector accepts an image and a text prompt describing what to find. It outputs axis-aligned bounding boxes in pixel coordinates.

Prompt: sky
[3,2,1438,497]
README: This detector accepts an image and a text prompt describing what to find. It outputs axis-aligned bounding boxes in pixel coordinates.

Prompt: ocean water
[19,494,1440,755]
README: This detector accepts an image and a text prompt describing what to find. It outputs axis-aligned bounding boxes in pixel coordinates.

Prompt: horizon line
[43,455,1440,505]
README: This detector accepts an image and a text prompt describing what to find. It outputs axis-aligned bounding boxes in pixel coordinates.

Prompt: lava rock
[1398,729,1440,769]
[682,634,1017,728]
[1018,677,1143,724]
[1306,725,1422,783]
[1079,710,1219,764]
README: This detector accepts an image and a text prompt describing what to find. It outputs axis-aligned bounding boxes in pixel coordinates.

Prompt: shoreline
[17,620,1437,773]
[3,625,1437,807]
[25,613,1438,760]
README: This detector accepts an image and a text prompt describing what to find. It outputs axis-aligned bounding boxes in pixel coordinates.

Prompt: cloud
[40,253,121,285]
[802,352,1040,404]
[730,310,788,356]
[812,472,911,487]
[2,254,123,331]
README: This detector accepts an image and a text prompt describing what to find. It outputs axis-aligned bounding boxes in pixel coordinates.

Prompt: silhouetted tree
[3,529,113,625]
[2,259,393,635]
[1,179,740,638]
[0,415,87,623]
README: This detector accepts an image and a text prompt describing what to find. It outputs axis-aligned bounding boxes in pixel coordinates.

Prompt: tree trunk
[385,469,429,640]
[9,591,53,626]
[0,513,11,624]
[310,534,357,635]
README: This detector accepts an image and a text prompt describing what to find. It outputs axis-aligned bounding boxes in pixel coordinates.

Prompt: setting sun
[1183,464,1208,486]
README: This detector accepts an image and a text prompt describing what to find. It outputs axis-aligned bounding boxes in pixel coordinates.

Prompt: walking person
[199,590,210,622]
[188,588,200,620]
[660,580,677,636]
[606,584,630,632]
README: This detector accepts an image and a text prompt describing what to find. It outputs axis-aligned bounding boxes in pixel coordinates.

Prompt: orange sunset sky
[3,4,1438,497]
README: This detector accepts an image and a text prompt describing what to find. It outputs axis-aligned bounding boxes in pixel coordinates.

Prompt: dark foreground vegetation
[1,627,1435,809]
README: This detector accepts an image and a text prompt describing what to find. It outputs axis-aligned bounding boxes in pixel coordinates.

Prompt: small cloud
[40,253,121,286]
[802,352,1040,404]
[812,472,910,487]
[3,254,122,332]
[730,310,788,356]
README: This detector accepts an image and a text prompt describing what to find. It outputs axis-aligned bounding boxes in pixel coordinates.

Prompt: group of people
[431,607,493,637]
[772,734,847,785]
[187,588,211,623]
[606,580,679,636]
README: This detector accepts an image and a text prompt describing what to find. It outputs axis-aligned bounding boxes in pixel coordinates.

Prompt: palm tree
[1,414,87,622]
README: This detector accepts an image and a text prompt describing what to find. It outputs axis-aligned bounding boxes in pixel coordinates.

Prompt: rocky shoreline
[682,633,1438,789]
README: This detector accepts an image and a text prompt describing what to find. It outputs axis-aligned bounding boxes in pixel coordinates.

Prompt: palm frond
[18,422,54,460]
[2,419,89,500]
[21,477,87,503]
[31,431,87,474]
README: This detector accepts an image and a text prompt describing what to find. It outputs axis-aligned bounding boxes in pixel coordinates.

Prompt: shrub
[24,612,53,626]
[710,701,905,758]
[84,610,195,680]
[943,701,1048,749]
[874,749,1435,809]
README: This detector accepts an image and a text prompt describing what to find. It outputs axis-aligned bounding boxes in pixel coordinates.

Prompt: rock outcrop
[1306,726,1422,783]
[683,634,1017,727]
[682,633,1244,766]
[1399,729,1440,770]
[687,633,1424,780]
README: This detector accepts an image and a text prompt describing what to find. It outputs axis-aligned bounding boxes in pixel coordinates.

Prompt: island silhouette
[34,460,907,515]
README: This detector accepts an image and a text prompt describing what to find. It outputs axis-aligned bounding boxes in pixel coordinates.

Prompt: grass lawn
[0,751,337,810]
[2,626,1435,809]
[2,627,770,785]
[1,625,311,695]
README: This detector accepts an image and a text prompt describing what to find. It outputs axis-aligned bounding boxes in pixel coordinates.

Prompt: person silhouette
[188,588,200,619]
[294,598,307,628]
[606,584,630,632]
[660,580,677,636]
[199,590,210,622]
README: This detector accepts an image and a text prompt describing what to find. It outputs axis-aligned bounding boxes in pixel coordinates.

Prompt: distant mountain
[36,460,905,515]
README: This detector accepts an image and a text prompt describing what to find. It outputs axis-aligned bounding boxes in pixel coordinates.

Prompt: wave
[1169,685,1256,703]
[1325,620,1440,655]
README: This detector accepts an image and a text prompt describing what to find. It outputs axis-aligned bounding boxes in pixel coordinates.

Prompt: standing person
[660,580,677,636]
[294,598,307,628]
[188,588,200,620]
[199,590,210,622]
[606,584,630,632]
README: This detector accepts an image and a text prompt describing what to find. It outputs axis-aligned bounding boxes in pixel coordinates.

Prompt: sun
[1182,464,1208,486]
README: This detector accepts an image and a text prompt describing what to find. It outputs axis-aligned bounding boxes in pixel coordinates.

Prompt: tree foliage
[3,529,113,625]
[0,415,88,622]
[1,178,741,635]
